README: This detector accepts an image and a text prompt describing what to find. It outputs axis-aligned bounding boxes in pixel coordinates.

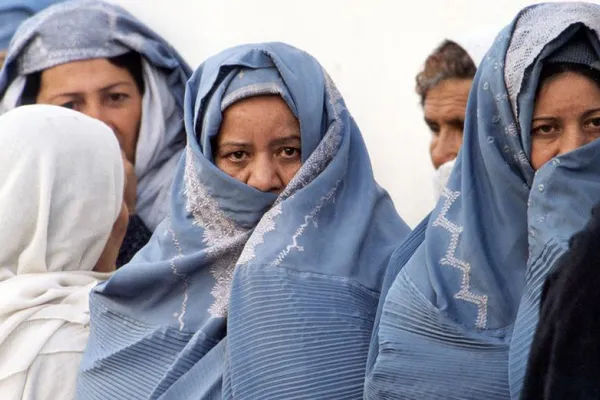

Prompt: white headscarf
[0,105,124,399]
[0,62,182,231]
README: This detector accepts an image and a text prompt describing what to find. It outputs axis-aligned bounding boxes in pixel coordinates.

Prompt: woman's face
[531,71,600,170]
[215,95,301,194]
[36,58,143,165]
[424,78,472,169]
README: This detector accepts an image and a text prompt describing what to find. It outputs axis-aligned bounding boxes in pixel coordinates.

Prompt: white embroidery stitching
[433,188,489,329]
[237,202,283,266]
[165,217,189,331]
[184,146,249,318]
[271,181,341,267]
[183,68,346,317]
[237,68,344,267]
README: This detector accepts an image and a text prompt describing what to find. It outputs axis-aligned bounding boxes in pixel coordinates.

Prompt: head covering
[0,0,192,231]
[78,42,410,399]
[0,104,123,399]
[0,0,66,49]
[366,3,600,399]
[546,30,600,67]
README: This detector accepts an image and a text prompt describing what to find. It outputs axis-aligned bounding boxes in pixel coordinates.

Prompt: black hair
[538,62,600,94]
[20,51,145,105]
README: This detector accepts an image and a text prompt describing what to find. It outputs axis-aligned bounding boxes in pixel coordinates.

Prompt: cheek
[280,160,302,186]
[215,159,248,182]
[112,107,142,162]
[530,140,556,170]
[429,136,439,154]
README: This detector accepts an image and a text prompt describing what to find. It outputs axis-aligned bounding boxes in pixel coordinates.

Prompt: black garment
[521,203,600,400]
[116,214,152,267]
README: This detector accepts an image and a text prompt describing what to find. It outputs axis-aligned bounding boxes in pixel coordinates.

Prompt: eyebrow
[48,81,134,101]
[424,117,463,126]
[531,116,556,122]
[269,134,301,147]
[583,107,600,118]
[217,134,301,152]
[217,141,252,149]
[533,107,600,122]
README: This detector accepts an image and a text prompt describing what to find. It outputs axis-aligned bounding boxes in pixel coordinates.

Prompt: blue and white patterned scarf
[366,2,600,399]
[78,42,410,399]
[0,0,66,49]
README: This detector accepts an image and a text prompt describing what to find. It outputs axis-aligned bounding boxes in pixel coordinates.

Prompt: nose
[431,128,462,169]
[246,156,283,193]
[558,127,591,156]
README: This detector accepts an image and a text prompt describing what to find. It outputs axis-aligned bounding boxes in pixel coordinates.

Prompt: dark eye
[590,118,600,127]
[427,123,440,135]
[60,101,76,110]
[280,147,300,158]
[227,151,248,162]
[532,124,556,136]
[107,93,129,105]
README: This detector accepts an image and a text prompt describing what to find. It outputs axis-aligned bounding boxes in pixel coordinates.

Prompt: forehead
[222,96,296,125]
[423,78,472,120]
[535,71,600,112]
[219,96,299,141]
[40,58,134,92]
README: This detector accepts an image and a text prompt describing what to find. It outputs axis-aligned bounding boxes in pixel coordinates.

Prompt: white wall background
[110,0,578,226]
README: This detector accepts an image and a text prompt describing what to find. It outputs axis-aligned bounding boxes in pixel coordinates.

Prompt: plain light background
[110,0,579,226]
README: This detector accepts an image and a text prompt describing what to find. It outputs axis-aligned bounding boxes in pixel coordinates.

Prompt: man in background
[416,32,497,199]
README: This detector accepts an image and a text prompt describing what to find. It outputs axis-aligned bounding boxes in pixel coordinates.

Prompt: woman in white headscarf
[0,104,127,399]
[0,0,192,266]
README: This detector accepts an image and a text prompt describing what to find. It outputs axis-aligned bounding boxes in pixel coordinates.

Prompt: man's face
[423,78,472,169]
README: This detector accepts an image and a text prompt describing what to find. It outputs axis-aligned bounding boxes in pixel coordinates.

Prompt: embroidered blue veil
[366,3,600,399]
[78,42,410,399]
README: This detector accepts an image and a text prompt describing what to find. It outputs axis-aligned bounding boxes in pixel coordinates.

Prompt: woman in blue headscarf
[365,2,600,399]
[0,0,192,266]
[0,0,66,65]
[78,42,410,399]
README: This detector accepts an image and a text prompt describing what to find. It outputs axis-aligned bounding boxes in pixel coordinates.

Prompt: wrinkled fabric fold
[366,3,600,399]
[79,42,410,399]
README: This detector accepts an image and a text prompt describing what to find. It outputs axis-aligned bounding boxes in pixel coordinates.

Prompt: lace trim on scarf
[505,2,600,118]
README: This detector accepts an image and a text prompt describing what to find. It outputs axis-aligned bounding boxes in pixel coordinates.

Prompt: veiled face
[531,71,600,170]
[215,95,302,194]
